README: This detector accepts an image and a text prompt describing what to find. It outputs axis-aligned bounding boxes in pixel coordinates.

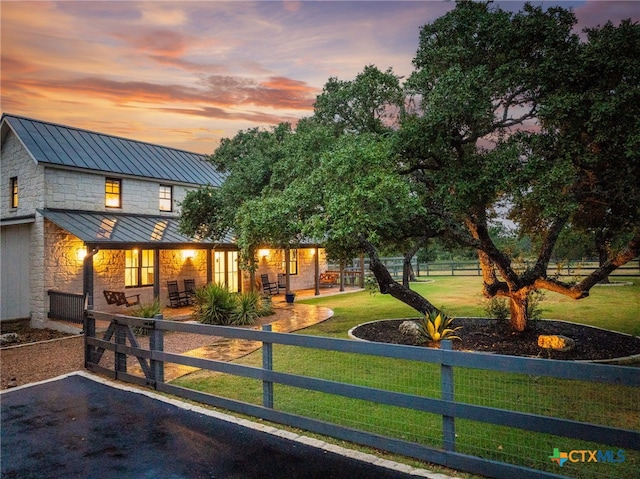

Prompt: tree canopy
[180,1,640,332]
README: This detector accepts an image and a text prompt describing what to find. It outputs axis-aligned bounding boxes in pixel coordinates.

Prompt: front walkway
[133,289,365,381]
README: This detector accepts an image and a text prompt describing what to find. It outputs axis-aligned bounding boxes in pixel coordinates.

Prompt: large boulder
[538,335,575,352]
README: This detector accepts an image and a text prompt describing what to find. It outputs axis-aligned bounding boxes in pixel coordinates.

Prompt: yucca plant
[232,291,261,326]
[193,283,238,325]
[417,310,462,345]
[130,299,163,335]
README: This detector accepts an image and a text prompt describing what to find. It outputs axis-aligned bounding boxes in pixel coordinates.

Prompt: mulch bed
[351,318,640,361]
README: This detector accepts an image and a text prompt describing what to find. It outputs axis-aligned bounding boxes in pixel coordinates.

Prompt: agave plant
[417,311,462,344]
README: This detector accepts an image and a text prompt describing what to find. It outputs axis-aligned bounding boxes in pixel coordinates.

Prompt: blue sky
[2,1,638,153]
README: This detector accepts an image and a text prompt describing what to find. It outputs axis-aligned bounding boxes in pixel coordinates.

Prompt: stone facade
[1,122,330,330]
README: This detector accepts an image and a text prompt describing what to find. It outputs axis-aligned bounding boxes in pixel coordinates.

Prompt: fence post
[441,339,455,452]
[262,324,274,408]
[150,314,165,386]
[84,305,95,368]
[115,321,127,375]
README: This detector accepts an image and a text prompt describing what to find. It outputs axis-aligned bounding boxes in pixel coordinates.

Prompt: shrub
[417,310,462,344]
[485,297,509,322]
[193,283,238,325]
[193,284,270,326]
[130,299,163,335]
[233,291,261,325]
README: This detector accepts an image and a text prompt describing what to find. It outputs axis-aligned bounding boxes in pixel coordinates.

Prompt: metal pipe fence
[84,311,639,479]
[47,290,84,323]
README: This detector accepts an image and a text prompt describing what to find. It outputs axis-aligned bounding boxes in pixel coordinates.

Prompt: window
[159,185,172,212]
[125,249,154,287]
[105,178,121,208]
[281,249,298,275]
[10,177,18,208]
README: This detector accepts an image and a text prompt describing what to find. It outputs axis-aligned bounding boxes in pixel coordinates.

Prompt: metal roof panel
[39,209,236,247]
[2,114,225,186]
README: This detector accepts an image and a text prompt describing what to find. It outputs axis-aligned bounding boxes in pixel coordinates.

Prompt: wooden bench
[103,290,140,307]
[319,271,340,287]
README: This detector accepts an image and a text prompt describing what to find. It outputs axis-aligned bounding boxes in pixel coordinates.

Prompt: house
[0,114,332,331]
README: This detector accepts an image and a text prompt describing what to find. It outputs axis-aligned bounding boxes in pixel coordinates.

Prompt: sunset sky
[2,1,638,154]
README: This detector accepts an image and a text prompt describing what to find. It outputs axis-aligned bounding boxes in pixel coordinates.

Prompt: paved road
[1,373,434,479]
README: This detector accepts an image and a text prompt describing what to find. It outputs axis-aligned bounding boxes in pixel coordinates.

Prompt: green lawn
[303,276,640,336]
[174,276,639,479]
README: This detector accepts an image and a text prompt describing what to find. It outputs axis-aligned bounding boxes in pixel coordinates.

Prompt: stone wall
[44,168,193,215]
[255,248,327,291]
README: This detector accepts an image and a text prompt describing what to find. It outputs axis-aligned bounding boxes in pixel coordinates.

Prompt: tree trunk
[402,245,420,287]
[508,290,529,332]
[595,230,611,284]
[364,240,437,315]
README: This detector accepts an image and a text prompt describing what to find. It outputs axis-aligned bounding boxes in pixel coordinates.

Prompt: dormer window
[105,178,121,208]
[159,185,172,212]
[10,177,18,208]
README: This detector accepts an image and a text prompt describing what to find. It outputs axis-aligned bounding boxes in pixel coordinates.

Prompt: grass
[173,276,639,479]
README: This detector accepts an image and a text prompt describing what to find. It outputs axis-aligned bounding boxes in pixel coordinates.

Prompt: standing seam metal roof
[1,114,225,186]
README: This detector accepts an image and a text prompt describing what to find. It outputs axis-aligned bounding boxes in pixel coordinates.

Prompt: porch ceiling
[38,208,235,249]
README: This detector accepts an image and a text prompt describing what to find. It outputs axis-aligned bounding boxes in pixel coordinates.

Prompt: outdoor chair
[261,274,279,295]
[167,280,190,307]
[277,273,286,292]
[184,279,196,297]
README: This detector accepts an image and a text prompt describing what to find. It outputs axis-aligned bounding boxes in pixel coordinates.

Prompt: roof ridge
[1,112,208,159]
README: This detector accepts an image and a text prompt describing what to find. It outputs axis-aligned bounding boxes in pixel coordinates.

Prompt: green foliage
[233,290,261,326]
[193,283,239,326]
[131,299,163,318]
[484,297,509,322]
[130,299,163,335]
[526,290,546,323]
[416,311,462,344]
[192,284,273,326]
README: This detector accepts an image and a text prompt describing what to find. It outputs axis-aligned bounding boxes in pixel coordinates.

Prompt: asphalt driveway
[1,373,435,479]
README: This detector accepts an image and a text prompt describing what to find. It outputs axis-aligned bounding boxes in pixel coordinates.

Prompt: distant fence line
[332,258,640,278]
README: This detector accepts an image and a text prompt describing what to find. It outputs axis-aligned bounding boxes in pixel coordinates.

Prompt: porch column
[153,249,160,300]
[314,246,320,296]
[284,248,291,294]
[206,246,213,284]
[82,245,98,307]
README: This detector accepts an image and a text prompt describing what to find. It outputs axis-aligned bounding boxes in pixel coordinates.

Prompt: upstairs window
[105,178,121,208]
[125,249,154,287]
[10,177,18,208]
[159,185,172,212]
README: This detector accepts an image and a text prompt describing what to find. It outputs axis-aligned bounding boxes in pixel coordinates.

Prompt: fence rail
[47,290,84,324]
[338,258,640,278]
[84,311,639,479]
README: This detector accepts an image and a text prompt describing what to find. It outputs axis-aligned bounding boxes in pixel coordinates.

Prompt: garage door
[1,223,31,321]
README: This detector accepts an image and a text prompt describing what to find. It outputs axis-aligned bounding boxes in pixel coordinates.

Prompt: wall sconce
[76,247,87,261]
[182,249,195,261]
[258,249,270,258]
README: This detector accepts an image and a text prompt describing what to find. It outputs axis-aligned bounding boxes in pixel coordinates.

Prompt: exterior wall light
[182,249,195,260]
[77,247,87,261]
[259,249,270,258]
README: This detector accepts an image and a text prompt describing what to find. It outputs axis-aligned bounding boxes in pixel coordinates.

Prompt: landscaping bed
[351,318,640,361]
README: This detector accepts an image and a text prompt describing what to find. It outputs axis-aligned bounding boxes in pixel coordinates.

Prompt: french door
[214,251,239,292]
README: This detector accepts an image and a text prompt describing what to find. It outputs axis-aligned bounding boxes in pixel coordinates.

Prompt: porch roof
[38,208,235,249]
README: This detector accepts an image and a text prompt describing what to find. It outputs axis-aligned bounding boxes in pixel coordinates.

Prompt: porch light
[259,249,270,258]
[182,249,195,260]
[76,247,87,261]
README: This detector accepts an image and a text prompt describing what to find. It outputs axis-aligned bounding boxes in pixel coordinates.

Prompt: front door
[214,251,239,292]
